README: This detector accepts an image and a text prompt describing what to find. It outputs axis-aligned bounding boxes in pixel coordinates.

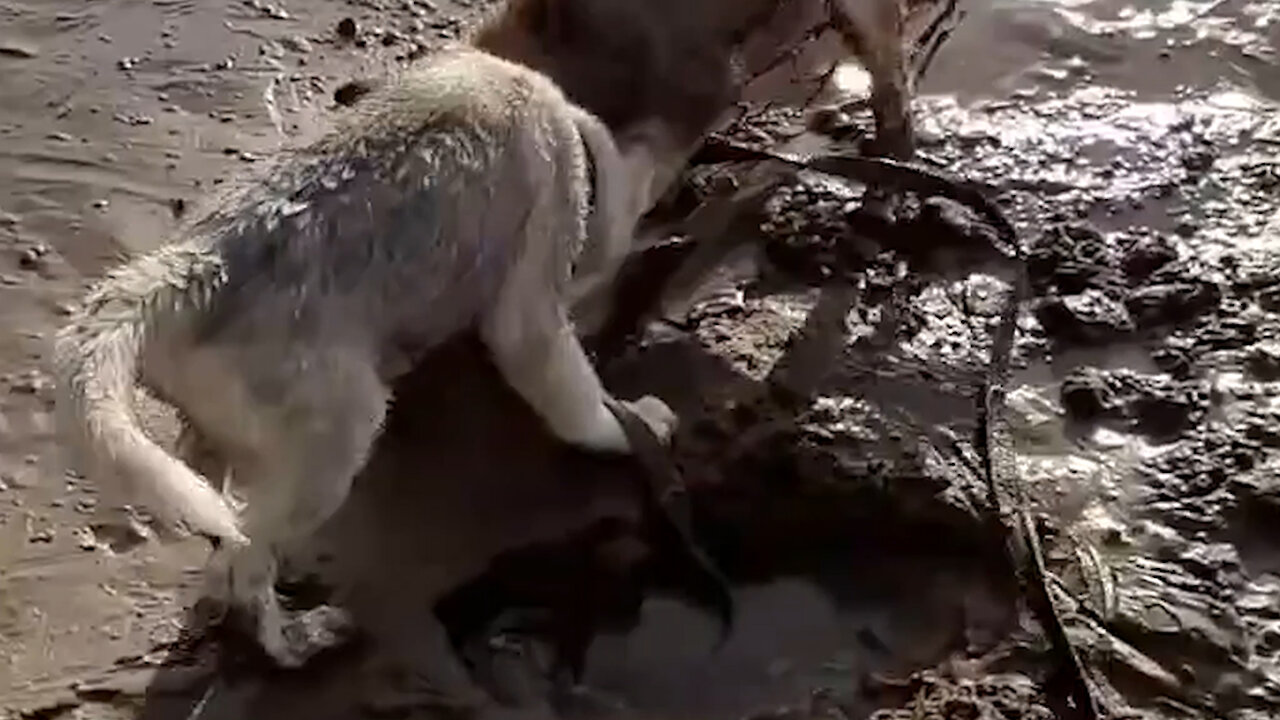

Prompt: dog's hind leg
[206,355,389,667]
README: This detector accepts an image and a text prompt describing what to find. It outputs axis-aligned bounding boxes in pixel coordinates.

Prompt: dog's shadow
[132,304,1019,720]
[130,332,750,720]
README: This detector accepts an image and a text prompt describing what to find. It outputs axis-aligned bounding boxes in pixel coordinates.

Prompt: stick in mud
[593,134,1111,718]
[603,396,737,646]
[429,400,736,704]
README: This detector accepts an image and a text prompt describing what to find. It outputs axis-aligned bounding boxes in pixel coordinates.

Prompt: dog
[422,0,950,700]
[52,44,677,669]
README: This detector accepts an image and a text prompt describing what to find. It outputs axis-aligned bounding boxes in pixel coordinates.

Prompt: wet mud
[3,1,1280,720]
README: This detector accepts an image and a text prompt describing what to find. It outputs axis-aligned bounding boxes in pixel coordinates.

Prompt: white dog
[52,44,673,668]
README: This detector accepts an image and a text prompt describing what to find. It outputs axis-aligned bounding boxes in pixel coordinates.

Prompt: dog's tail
[52,245,247,546]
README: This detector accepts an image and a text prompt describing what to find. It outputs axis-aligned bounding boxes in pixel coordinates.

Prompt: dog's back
[53,44,605,545]
[188,48,563,348]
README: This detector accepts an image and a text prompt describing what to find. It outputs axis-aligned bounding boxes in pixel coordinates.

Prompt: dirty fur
[51,44,673,669]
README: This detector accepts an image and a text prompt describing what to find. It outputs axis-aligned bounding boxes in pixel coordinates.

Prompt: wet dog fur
[52,44,675,669]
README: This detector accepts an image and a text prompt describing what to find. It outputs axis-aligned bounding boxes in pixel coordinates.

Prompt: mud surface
[3,1,1280,719]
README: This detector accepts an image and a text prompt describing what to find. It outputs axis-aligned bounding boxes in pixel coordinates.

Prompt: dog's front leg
[480,270,675,455]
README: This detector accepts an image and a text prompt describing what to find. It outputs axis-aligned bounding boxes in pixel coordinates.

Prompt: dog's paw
[622,395,678,445]
[278,604,358,666]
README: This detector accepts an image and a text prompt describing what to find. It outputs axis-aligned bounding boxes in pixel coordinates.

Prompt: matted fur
[52,44,669,668]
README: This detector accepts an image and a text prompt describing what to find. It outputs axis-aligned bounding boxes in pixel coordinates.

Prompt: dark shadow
[131,242,1021,720]
[130,333,752,720]
[127,319,1018,717]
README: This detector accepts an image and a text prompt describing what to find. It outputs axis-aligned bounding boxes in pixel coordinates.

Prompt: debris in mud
[1036,289,1135,346]
[8,368,53,396]
[17,244,50,271]
[1027,224,1123,298]
[280,34,312,54]
[1023,221,1228,349]
[1245,341,1280,381]
[1125,282,1221,332]
[865,667,1055,720]
[245,0,292,20]
[1120,235,1178,284]
[0,41,39,59]
[113,111,155,127]
[334,79,376,107]
[1060,367,1209,442]
[336,17,359,41]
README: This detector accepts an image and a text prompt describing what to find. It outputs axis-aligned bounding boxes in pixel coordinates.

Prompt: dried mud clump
[1060,367,1210,441]
[760,179,1005,287]
[865,670,1054,720]
[1027,223,1222,348]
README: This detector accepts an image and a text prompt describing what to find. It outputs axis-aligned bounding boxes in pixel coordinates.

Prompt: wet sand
[3,1,1280,719]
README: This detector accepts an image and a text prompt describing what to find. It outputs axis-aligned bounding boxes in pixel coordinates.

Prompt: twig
[183,678,221,720]
[971,192,1107,720]
[602,398,736,650]
[693,141,1018,256]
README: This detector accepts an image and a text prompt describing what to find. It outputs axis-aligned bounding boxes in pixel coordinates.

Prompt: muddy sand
[3,1,1280,719]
